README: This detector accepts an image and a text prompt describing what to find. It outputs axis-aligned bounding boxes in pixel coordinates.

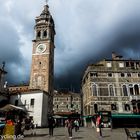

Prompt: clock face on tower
[36,44,46,54]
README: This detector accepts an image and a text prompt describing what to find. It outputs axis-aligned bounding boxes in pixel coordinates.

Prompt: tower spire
[45,0,48,4]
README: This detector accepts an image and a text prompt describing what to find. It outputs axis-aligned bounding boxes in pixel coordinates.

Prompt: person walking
[74,120,79,132]
[96,115,102,137]
[48,116,55,136]
[65,118,73,139]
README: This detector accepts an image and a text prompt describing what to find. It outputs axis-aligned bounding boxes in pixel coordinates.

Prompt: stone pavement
[23,127,137,140]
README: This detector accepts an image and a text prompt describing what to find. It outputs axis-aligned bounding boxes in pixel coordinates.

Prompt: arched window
[129,84,134,95]
[109,85,115,96]
[134,84,139,95]
[43,30,47,37]
[93,84,97,96]
[122,85,128,96]
[37,31,41,38]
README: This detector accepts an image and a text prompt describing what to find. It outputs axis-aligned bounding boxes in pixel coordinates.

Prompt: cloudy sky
[1,0,140,92]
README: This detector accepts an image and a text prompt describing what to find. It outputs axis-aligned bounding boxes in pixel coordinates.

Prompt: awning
[112,113,140,119]
[0,104,25,112]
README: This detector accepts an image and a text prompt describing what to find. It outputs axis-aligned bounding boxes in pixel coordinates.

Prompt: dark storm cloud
[1,0,140,91]
[50,0,140,91]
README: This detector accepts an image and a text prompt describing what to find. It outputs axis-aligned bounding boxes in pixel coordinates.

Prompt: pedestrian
[48,116,55,136]
[65,117,73,139]
[30,118,35,135]
[74,119,79,132]
[96,115,102,137]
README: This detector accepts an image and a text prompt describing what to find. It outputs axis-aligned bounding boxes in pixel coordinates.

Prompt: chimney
[112,52,117,60]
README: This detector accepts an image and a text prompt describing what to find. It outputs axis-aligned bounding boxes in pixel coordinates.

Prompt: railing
[130,95,140,101]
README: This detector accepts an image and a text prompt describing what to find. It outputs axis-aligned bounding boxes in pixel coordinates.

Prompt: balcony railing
[130,95,140,101]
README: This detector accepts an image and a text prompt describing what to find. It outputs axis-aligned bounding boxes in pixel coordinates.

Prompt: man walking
[48,116,55,136]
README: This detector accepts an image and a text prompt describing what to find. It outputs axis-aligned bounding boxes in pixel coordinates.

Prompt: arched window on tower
[37,31,41,38]
[43,30,47,38]
[122,85,128,96]
[134,84,139,95]
[92,84,97,96]
[109,84,115,96]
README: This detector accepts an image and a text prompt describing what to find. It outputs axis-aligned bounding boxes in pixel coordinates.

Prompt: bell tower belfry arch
[29,4,55,97]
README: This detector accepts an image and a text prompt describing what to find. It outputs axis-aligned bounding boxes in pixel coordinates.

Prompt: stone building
[82,52,140,115]
[53,90,82,115]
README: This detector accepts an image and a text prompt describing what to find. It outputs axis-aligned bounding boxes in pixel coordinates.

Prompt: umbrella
[0,104,25,112]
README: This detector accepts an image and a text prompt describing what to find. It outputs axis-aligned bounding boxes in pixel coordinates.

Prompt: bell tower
[29,4,55,96]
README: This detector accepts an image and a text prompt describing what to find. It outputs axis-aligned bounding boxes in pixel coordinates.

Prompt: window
[43,30,47,37]
[71,104,74,108]
[134,84,139,95]
[107,62,112,67]
[94,104,98,113]
[122,85,128,96]
[66,105,68,108]
[111,104,117,110]
[109,85,115,96]
[30,99,35,106]
[138,73,140,77]
[93,84,98,96]
[126,62,130,67]
[108,73,112,77]
[92,73,98,77]
[37,31,41,38]
[121,73,125,77]
[129,85,134,95]
[119,62,124,68]
[124,104,130,111]
[15,100,18,106]
[57,105,58,109]
[127,73,131,77]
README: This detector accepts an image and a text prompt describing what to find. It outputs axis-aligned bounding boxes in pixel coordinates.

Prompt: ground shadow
[102,135,110,138]
[72,137,83,139]
[54,134,65,137]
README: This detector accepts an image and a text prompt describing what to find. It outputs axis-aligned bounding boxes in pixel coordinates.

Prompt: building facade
[29,4,55,114]
[82,53,140,115]
[53,90,82,115]
[10,89,49,127]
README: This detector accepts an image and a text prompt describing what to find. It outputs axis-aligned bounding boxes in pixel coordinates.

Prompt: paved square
[23,127,134,140]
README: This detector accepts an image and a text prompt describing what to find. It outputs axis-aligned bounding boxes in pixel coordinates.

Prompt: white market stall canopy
[0,104,25,112]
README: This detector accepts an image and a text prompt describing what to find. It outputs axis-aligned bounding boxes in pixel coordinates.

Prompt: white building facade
[10,90,49,127]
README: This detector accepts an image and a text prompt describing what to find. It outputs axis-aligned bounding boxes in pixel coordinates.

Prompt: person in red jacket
[96,115,102,137]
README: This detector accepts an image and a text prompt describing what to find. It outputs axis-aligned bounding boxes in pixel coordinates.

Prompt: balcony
[130,95,140,101]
